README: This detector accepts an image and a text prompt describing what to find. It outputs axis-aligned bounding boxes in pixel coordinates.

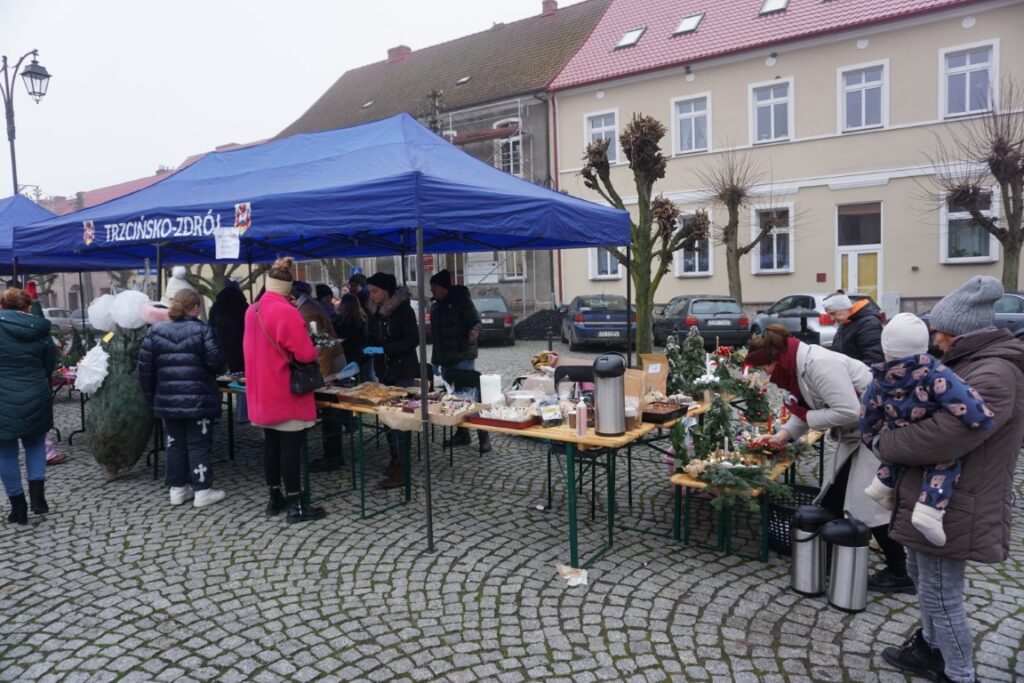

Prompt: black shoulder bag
[256,303,324,394]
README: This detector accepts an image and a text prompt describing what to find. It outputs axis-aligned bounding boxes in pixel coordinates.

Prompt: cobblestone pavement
[1,340,1022,682]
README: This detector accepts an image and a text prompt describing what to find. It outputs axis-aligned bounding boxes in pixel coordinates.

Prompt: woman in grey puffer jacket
[138,289,225,509]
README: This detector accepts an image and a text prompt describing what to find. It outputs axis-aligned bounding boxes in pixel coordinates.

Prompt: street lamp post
[0,49,52,196]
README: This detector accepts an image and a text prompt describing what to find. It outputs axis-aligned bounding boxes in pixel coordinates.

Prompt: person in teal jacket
[0,287,57,524]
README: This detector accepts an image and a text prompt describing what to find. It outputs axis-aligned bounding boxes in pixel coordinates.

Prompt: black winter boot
[443,428,471,448]
[881,628,945,681]
[478,430,492,454]
[28,480,48,514]
[7,494,27,525]
[286,495,327,524]
[265,487,286,517]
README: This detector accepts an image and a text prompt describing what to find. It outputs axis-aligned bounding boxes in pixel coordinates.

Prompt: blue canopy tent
[13,114,632,551]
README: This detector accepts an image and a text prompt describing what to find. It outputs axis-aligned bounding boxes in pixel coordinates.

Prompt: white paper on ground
[556,564,588,587]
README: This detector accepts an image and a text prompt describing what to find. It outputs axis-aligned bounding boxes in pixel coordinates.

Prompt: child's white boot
[863,476,894,511]
[912,504,946,546]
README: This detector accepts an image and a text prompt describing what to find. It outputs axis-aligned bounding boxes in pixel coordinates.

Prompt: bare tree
[581,114,708,354]
[184,263,269,301]
[697,149,786,304]
[929,78,1024,290]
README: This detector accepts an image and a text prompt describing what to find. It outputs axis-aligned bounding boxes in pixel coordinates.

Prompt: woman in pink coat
[243,257,326,524]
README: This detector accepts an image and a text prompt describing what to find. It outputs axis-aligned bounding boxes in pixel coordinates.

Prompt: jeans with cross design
[163,417,215,491]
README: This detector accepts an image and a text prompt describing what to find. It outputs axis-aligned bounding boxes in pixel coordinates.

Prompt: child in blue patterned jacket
[859,313,994,546]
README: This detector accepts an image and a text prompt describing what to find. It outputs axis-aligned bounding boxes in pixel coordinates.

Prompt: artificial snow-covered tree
[677,326,707,392]
[689,394,735,460]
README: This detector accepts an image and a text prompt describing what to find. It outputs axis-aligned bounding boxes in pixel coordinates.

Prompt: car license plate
[481,318,494,324]
[598,330,620,337]
[707,319,731,327]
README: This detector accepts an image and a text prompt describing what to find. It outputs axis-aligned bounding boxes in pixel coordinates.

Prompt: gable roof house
[547,0,1024,314]
[281,0,611,314]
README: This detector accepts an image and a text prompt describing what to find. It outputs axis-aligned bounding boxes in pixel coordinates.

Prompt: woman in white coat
[745,324,913,594]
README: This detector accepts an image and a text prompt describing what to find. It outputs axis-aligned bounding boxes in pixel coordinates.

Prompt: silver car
[42,307,74,335]
[749,292,879,347]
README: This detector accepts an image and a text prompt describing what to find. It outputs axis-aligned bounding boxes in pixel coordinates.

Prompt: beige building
[549,0,1024,313]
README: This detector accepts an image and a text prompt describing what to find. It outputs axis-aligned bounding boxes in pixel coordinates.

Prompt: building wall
[552,2,1024,311]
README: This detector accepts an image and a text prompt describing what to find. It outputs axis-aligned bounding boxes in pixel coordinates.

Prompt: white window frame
[616,27,645,49]
[493,117,522,178]
[837,59,888,133]
[589,247,623,280]
[497,135,523,177]
[939,40,998,119]
[671,92,711,155]
[393,255,418,285]
[673,13,704,35]
[939,191,1000,265]
[748,77,794,146]
[750,203,795,275]
[674,211,714,278]
[584,109,619,164]
[499,250,526,281]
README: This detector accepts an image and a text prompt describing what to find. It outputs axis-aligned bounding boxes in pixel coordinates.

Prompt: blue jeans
[0,434,46,496]
[164,418,215,491]
[907,549,974,683]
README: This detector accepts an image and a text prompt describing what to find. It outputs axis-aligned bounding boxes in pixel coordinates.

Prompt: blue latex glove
[363,346,384,356]
[338,362,361,380]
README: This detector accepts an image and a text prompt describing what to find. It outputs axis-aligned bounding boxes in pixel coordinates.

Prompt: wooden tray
[466,415,541,430]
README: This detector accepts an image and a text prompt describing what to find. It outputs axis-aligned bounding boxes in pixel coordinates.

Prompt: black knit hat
[315,284,334,300]
[429,269,452,290]
[367,272,397,295]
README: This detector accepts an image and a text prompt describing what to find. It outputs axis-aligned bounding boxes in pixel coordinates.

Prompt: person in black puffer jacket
[209,281,249,424]
[825,291,884,365]
[138,289,226,509]
[366,272,419,488]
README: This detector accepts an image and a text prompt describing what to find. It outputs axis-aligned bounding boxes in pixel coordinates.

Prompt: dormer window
[361,100,375,109]
[673,13,704,35]
[456,76,472,85]
[760,0,788,14]
[616,27,645,49]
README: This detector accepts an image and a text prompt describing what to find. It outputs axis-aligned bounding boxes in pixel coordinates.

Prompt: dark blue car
[559,294,637,351]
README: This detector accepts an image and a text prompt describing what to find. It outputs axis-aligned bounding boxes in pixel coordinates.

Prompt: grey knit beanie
[928,276,1003,337]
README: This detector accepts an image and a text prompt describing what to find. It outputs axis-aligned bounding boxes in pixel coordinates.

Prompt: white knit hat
[881,313,929,360]
[161,265,195,307]
[823,291,853,312]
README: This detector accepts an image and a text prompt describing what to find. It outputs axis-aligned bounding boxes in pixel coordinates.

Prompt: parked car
[653,295,750,349]
[42,307,73,335]
[749,292,881,347]
[474,295,515,346]
[70,309,93,335]
[919,291,1024,334]
[559,294,637,351]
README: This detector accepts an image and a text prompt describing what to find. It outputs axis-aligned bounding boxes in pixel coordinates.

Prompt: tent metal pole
[155,245,163,301]
[246,249,254,302]
[416,226,435,552]
[77,271,84,312]
[11,256,18,282]
[625,245,632,368]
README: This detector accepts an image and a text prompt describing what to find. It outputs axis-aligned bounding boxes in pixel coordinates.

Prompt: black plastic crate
[767,484,821,556]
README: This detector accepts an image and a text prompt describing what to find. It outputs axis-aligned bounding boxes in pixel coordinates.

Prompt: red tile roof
[549,0,980,91]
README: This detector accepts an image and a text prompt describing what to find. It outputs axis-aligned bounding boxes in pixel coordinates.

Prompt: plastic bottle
[576,398,587,438]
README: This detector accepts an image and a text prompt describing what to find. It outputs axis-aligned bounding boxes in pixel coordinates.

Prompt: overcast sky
[0,0,583,198]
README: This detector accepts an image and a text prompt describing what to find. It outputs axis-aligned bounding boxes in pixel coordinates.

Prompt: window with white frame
[841,64,884,131]
[675,96,708,154]
[675,213,712,277]
[499,136,522,176]
[944,45,993,117]
[590,248,622,280]
[752,82,790,143]
[942,192,998,263]
[587,112,617,163]
[394,255,418,284]
[753,207,793,273]
[500,250,526,281]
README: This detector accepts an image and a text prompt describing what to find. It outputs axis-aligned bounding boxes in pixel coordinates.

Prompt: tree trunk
[631,258,654,354]
[1002,239,1021,291]
[723,203,743,303]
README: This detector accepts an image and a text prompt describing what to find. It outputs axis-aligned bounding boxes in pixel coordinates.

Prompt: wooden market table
[668,430,824,562]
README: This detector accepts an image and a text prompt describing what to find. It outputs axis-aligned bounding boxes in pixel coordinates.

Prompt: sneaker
[881,628,945,681]
[286,501,327,524]
[193,488,226,508]
[868,569,917,594]
[169,486,193,506]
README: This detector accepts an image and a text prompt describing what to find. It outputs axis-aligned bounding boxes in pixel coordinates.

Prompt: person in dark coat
[349,273,370,314]
[138,289,226,509]
[335,293,368,376]
[429,269,490,453]
[365,272,419,488]
[0,288,57,524]
[825,291,884,365]
[876,276,1024,683]
[208,281,248,374]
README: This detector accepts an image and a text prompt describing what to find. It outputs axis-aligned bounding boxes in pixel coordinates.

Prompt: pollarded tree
[696,149,787,304]
[929,78,1024,290]
[581,114,708,354]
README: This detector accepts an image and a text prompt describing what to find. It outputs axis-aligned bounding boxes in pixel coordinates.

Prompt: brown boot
[379,463,405,489]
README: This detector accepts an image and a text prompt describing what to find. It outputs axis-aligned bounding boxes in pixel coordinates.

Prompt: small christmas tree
[66,327,86,368]
[740,383,772,423]
[689,394,735,460]
[665,334,687,395]
[679,326,708,391]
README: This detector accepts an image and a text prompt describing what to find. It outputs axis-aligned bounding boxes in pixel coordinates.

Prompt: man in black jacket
[429,270,490,454]
[825,291,884,365]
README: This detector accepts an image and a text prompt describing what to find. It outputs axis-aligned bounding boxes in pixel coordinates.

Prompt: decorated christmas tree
[670,325,708,394]
[65,326,86,368]
[688,394,735,460]
[665,335,687,395]
[740,381,772,423]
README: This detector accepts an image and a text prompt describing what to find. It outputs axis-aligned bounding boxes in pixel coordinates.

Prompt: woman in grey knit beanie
[927,276,1003,338]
